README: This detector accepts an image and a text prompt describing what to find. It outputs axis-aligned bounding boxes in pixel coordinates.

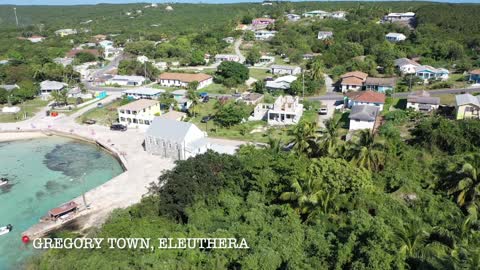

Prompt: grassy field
[76,99,123,126]
[249,68,271,81]
[0,98,49,123]
[433,94,456,106]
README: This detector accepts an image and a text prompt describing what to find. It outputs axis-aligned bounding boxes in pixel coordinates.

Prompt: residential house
[214,54,241,63]
[271,65,301,75]
[171,89,192,111]
[67,88,93,99]
[364,77,396,93]
[303,10,330,18]
[25,35,45,43]
[286,14,301,21]
[98,40,113,48]
[222,37,235,44]
[406,90,440,112]
[239,93,264,105]
[92,34,107,41]
[254,30,277,40]
[394,58,420,74]
[382,12,415,23]
[250,95,304,125]
[40,80,68,99]
[256,55,275,66]
[123,87,165,100]
[160,110,187,121]
[0,84,19,92]
[265,75,297,91]
[53,57,74,67]
[106,75,146,86]
[158,72,213,89]
[331,11,347,19]
[340,71,368,92]
[252,18,275,26]
[346,91,386,111]
[55,29,77,37]
[104,47,122,60]
[303,53,321,60]
[317,31,333,40]
[455,94,480,120]
[349,105,380,131]
[73,61,98,79]
[117,99,161,129]
[386,32,407,42]
[468,69,480,84]
[415,65,449,81]
[261,0,273,5]
[145,118,209,160]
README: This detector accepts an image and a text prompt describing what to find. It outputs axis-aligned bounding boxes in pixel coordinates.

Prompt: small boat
[0,178,8,187]
[0,224,13,236]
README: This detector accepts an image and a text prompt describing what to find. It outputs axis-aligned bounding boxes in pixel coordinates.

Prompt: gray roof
[271,65,300,71]
[0,84,19,91]
[394,58,419,67]
[40,80,67,91]
[365,77,396,87]
[349,105,379,121]
[407,91,440,105]
[146,117,198,143]
[456,94,480,107]
[123,87,165,95]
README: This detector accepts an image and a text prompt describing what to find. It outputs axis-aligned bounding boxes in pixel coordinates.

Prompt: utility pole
[302,69,305,99]
[13,8,19,27]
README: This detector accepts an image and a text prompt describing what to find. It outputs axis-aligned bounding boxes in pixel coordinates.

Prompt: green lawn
[76,99,123,126]
[0,98,49,123]
[249,68,271,81]
[433,94,456,106]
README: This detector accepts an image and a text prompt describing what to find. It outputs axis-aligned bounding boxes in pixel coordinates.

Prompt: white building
[271,65,301,76]
[317,31,333,40]
[158,73,213,89]
[331,11,347,19]
[117,99,161,129]
[55,29,77,37]
[250,95,304,126]
[386,32,407,42]
[40,80,68,99]
[394,58,420,74]
[27,35,45,43]
[286,14,301,21]
[214,54,241,63]
[383,12,415,23]
[145,118,209,160]
[303,10,330,18]
[406,90,440,112]
[265,75,297,91]
[123,87,165,100]
[106,75,146,86]
[349,105,379,131]
[222,37,235,44]
[254,30,277,41]
[53,57,74,67]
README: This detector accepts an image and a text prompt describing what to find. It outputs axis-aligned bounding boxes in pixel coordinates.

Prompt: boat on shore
[0,224,13,236]
[47,201,78,221]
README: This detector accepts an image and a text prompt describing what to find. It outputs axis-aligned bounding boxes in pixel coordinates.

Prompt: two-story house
[117,99,161,129]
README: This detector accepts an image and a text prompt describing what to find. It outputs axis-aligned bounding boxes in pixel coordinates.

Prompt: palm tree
[266,137,282,155]
[448,154,480,209]
[317,114,341,157]
[187,89,199,117]
[346,129,385,171]
[309,58,324,81]
[51,89,68,106]
[289,121,317,156]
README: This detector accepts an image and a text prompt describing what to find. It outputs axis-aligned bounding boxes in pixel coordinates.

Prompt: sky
[0,0,479,5]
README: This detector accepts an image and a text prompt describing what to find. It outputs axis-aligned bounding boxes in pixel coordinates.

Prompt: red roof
[346,91,386,103]
[341,71,368,80]
[470,69,480,75]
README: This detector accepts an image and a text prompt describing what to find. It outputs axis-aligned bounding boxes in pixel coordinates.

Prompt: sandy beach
[0,131,48,142]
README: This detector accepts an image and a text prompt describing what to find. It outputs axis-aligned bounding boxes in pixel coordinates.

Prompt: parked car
[83,119,96,125]
[201,115,214,123]
[97,102,103,108]
[110,124,127,131]
[318,106,328,115]
[202,96,210,103]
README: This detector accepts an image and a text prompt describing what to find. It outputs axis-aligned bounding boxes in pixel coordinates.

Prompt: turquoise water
[0,136,124,270]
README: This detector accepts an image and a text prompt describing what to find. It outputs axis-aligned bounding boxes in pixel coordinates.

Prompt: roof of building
[118,99,159,111]
[415,65,450,74]
[470,69,480,75]
[386,12,415,17]
[159,72,212,83]
[386,32,406,38]
[0,84,19,91]
[172,89,187,95]
[394,58,420,67]
[318,31,333,35]
[347,91,386,103]
[146,117,201,143]
[341,71,368,80]
[365,77,396,87]
[349,105,379,121]
[160,110,187,121]
[271,65,300,70]
[40,80,67,90]
[456,93,480,107]
[215,54,239,58]
[253,18,275,22]
[123,87,165,95]
[110,75,146,82]
[341,77,364,86]
[407,90,440,105]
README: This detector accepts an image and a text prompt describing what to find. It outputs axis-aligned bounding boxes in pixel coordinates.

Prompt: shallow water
[0,136,124,269]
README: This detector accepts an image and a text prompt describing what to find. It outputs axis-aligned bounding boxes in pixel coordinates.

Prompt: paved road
[392,86,480,98]
[324,74,334,93]
[234,38,246,63]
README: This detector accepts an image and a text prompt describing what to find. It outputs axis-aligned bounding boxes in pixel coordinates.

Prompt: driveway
[317,100,336,128]
[324,74,334,93]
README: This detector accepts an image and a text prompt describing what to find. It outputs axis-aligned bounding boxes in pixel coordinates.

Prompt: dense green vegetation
[29,112,480,269]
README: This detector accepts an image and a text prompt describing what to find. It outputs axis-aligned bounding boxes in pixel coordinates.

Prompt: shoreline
[0,131,48,142]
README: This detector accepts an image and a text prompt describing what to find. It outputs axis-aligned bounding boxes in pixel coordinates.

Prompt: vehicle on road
[97,103,103,108]
[202,96,210,103]
[110,124,127,131]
